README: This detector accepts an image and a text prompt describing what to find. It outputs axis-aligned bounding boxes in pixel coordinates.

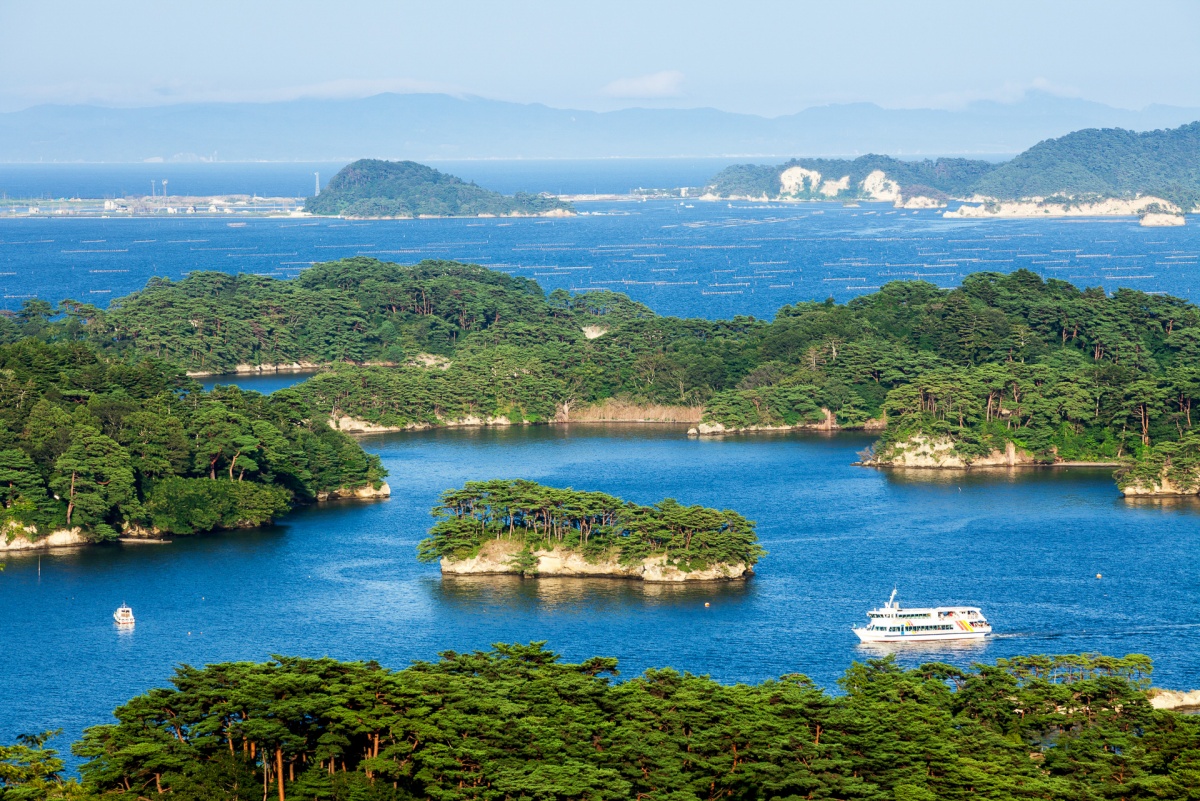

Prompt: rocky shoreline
[439,538,749,583]
[858,435,1121,471]
[0,482,390,553]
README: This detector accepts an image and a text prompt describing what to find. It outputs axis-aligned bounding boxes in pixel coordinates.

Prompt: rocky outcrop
[899,195,947,209]
[863,435,1036,469]
[440,538,748,582]
[1149,688,1200,711]
[329,413,514,434]
[1119,467,1199,497]
[861,170,901,202]
[945,195,1180,219]
[316,482,391,501]
[0,527,88,552]
[1140,212,1186,227]
[691,409,885,436]
[186,362,323,377]
[557,399,702,424]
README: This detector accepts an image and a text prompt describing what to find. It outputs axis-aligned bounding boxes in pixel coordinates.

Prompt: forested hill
[0,337,385,545]
[304,159,574,217]
[9,646,1195,800]
[705,121,1200,207]
[37,256,1200,494]
[706,155,996,202]
[974,121,1200,208]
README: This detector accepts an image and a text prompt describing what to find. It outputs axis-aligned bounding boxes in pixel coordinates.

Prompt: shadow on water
[1120,495,1200,515]
[428,573,754,613]
[877,465,1119,488]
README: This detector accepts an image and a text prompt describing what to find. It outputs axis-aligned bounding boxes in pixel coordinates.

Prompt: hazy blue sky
[2,0,1198,114]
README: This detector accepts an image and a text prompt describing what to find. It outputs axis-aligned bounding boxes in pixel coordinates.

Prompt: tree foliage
[304,160,574,217]
[418,479,763,571]
[0,340,385,543]
[9,646,1183,801]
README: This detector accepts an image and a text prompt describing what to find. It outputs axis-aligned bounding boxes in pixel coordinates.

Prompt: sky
[2,0,1199,115]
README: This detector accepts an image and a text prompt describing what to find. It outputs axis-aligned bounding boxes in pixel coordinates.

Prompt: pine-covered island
[418,479,762,581]
[304,159,574,218]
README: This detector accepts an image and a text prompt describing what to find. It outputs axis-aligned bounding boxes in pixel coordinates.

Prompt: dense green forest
[35,256,1200,487]
[6,243,1195,513]
[304,160,574,218]
[0,335,385,544]
[3,645,1196,801]
[974,121,1200,208]
[418,479,762,572]
[706,121,1200,208]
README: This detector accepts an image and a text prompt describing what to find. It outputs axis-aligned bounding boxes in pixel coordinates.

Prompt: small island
[304,159,574,218]
[417,479,763,581]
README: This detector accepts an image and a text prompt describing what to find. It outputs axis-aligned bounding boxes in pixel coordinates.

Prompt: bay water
[1,425,1197,760]
[0,163,1197,763]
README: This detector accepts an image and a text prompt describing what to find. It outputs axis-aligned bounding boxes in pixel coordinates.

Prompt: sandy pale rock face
[1140,213,1186,227]
[1149,688,1200,710]
[1120,468,1198,497]
[946,195,1180,219]
[316,482,392,501]
[866,435,1034,469]
[820,176,850,197]
[779,166,824,195]
[860,170,900,202]
[0,527,87,551]
[439,538,748,582]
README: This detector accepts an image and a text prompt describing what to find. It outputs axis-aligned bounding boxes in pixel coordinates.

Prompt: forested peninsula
[0,331,386,552]
[703,121,1200,219]
[419,480,762,580]
[68,256,1200,497]
[5,645,1198,801]
[304,159,574,218]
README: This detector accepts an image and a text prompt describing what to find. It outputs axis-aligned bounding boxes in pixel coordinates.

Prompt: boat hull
[854,628,987,643]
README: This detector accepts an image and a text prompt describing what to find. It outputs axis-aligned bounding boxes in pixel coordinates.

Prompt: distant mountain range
[2,91,1200,162]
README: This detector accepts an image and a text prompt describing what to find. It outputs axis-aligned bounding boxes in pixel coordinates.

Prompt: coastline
[439,538,750,583]
[0,482,390,553]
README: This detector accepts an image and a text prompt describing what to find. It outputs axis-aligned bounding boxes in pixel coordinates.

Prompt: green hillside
[706,155,995,200]
[974,121,1200,207]
[304,159,574,217]
[706,121,1200,208]
[41,256,1200,491]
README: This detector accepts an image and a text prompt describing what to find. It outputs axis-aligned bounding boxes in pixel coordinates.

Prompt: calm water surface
[2,199,1197,319]
[2,425,1197,758]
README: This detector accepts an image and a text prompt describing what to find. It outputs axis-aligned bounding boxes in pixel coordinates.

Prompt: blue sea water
[1,426,1197,763]
[0,199,1197,321]
[0,163,1198,765]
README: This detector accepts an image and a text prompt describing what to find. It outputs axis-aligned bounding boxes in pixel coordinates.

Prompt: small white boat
[853,589,991,643]
[113,604,135,626]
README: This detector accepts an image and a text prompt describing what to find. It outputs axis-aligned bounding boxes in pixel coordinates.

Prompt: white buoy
[1096,573,1102,579]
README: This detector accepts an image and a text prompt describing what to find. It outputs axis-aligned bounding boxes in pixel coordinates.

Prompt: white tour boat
[852,589,990,642]
[113,604,136,626]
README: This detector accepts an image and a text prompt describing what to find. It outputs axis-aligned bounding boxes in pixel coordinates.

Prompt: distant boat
[113,604,135,626]
[226,222,247,228]
[852,589,991,642]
